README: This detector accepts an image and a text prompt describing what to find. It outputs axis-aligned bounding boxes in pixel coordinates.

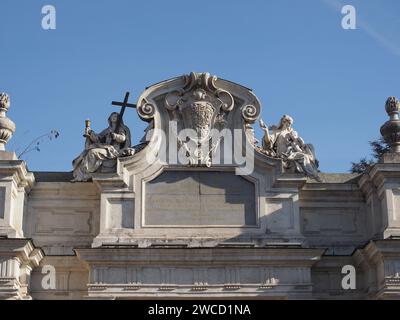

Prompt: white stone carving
[260,267,279,289]
[259,115,321,181]
[2,74,400,300]
[224,267,241,289]
[0,93,15,151]
[72,112,136,182]
[164,72,234,167]
[381,96,400,153]
[192,268,208,290]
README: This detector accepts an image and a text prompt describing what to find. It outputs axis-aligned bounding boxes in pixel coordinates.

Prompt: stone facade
[0,73,400,299]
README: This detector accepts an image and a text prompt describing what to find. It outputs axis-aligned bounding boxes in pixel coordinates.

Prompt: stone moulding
[0,239,43,300]
[75,246,324,299]
[3,75,400,300]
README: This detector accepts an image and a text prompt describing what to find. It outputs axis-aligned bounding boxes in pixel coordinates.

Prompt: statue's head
[279,115,293,129]
[107,112,131,148]
[108,112,121,126]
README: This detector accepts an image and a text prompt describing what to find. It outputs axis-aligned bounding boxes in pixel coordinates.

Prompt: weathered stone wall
[1,77,399,300]
[13,169,397,300]
[24,177,100,255]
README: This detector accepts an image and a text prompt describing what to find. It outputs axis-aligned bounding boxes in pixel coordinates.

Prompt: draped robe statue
[259,115,321,182]
[72,112,134,182]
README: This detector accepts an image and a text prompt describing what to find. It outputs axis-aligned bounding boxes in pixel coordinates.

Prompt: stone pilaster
[359,96,400,239]
[354,240,400,299]
[0,92,35,238]
[367,158,400,239]
[0,238,43,299]
[0,156,35,238]
[91,172,133,247]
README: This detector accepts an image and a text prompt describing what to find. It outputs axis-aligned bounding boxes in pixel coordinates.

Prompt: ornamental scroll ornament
[164,72,234,167]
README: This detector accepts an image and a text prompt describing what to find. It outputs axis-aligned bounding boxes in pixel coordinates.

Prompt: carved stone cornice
[75,247,324,272]
[368,163,400,197]
[91,172,129,191]
[0,238,43,266]
[0,159,35,192]
[358,172,375,199]
[0,238,44,299]
[272,173,307,190]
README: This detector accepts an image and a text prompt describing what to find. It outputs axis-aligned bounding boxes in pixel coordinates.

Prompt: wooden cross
[111,91,136,132]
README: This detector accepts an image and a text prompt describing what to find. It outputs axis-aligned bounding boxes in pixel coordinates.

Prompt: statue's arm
[289,130,305,147]
[96,128,114,144]
[112,132,126,143]
[86,130,100,143]
[259,119,273,149]
[289,129,299,140]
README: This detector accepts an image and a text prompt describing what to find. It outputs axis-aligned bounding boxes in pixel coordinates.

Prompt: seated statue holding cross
[72,112,136,182]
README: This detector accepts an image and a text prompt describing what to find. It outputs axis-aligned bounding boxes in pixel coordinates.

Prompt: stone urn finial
[0,93,16,151]
[380,96,400,153]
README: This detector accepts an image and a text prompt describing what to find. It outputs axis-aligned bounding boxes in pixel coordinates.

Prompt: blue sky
[1,0,399,172]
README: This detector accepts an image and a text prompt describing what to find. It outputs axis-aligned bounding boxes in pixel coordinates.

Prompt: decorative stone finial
[380,96,400,153]
[0,93,16,151]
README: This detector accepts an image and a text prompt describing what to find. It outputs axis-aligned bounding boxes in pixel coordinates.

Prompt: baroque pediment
[136,72,261,124]
[125,72,278,174]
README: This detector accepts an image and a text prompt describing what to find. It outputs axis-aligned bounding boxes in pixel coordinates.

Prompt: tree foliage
[350,138,390,173]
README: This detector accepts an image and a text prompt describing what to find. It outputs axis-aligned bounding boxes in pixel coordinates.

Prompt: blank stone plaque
[107,199,134,229]
[144,171,256,226]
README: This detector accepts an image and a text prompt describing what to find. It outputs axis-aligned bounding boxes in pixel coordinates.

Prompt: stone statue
[72,112,135,182]
[259,115,321,181]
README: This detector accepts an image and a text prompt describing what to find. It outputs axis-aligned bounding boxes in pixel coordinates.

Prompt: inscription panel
[34,209,93,235]
[301,207,360,235]
[144,171,256,226]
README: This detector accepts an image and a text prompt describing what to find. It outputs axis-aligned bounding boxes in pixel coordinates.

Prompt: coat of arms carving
[164,72,234,167]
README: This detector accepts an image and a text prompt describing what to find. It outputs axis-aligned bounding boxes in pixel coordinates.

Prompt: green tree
[350,138,390,173]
